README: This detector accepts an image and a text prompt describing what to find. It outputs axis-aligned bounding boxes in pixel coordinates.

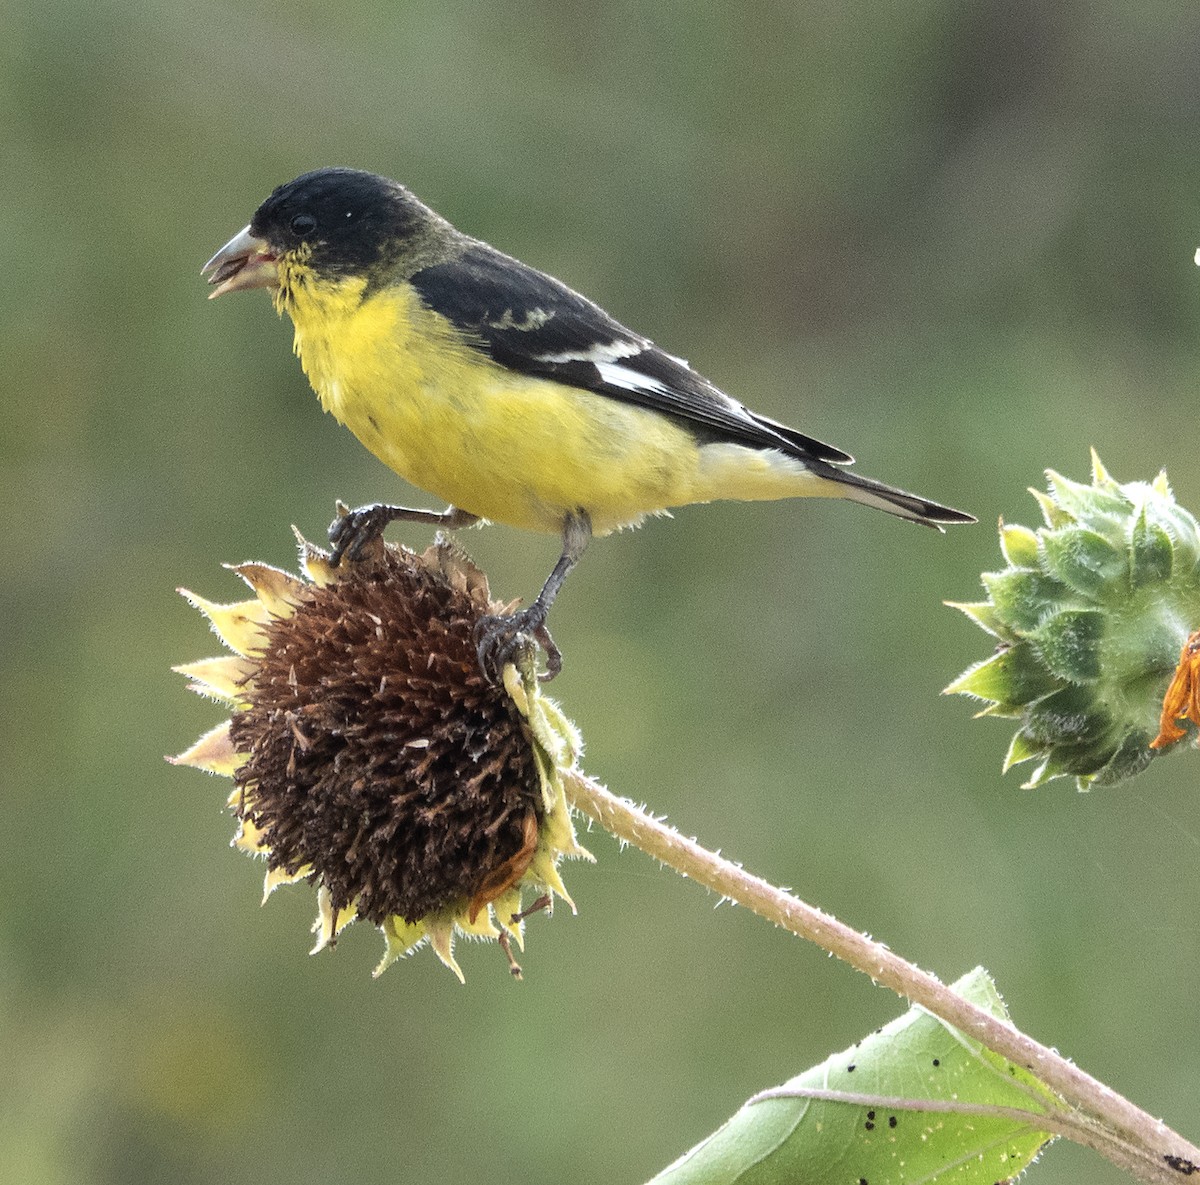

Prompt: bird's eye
[290,213,318,237]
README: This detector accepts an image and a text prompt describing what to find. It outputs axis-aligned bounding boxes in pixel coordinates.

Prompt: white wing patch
[536,337,646,365]
[594,358,671,396]
[487,307,556,331]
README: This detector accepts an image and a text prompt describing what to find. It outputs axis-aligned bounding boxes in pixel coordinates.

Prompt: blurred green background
[3,1,1199,1182]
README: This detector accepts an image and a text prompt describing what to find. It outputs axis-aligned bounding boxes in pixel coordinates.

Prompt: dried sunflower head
[171,532,589,980]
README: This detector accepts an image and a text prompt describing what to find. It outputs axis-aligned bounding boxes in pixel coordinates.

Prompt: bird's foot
[328,503,397,566]
[329,502,479,566]
[474,606,562,684]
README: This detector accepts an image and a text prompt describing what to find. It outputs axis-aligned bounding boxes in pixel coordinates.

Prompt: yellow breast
[279,267,715,535]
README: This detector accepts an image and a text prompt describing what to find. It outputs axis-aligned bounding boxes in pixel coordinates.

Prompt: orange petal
[468,809,539,924]
[1150,631,1200,749]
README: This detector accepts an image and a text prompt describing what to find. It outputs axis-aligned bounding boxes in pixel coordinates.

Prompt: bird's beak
[202,225,279,298]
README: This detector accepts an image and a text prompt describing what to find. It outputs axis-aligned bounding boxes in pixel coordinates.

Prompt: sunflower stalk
[563,769,1198,1184]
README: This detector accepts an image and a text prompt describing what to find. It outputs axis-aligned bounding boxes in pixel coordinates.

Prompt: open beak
[202,225,279,298]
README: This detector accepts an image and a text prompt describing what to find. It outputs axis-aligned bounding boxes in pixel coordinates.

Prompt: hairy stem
[564,769,1199,1185]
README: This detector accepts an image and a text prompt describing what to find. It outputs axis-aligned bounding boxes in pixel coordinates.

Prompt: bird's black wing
[408,242,852,465]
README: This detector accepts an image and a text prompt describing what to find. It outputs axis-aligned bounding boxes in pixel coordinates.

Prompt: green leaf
[980,568,1071,633]
[1019,737,1118,788]
[972,700,1027,720]
[1045,469,1132,519]
[1039,526,1126,600]
[1150,501,1200,572]
[646,969,1055,1185]
[1088,447,1118,491]
[998,522,1040,568]
[1021,684,1109,745]
[1085,729,1158,789]
[944,642,1061,704]
[1128,508,1174,588]
[1029,486,1073,529]
[1002,729,1046,771]
[944,600,1018,643]
[1029,609,1105,682]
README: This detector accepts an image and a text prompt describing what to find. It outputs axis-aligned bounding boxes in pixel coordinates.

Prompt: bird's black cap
[249,167,447,279]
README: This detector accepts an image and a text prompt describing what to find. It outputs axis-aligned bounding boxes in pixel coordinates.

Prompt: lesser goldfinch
[203,167,972,676]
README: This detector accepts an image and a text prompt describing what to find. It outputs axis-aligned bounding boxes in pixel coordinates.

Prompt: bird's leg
[475,509,592,683]
[328,502,479,566]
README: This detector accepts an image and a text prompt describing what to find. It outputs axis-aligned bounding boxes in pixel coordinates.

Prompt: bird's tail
[818,463,975,531]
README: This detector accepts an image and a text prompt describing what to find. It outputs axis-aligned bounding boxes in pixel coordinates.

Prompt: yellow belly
[283,273,826,535]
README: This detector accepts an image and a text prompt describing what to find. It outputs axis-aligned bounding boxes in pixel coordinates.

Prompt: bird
[203,167,973,678]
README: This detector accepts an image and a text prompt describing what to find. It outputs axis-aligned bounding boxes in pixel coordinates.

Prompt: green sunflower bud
[946,451,1200,788]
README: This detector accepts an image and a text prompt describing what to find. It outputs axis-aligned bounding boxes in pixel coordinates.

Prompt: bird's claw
[474,608,562,683]
[328,504,393,566]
